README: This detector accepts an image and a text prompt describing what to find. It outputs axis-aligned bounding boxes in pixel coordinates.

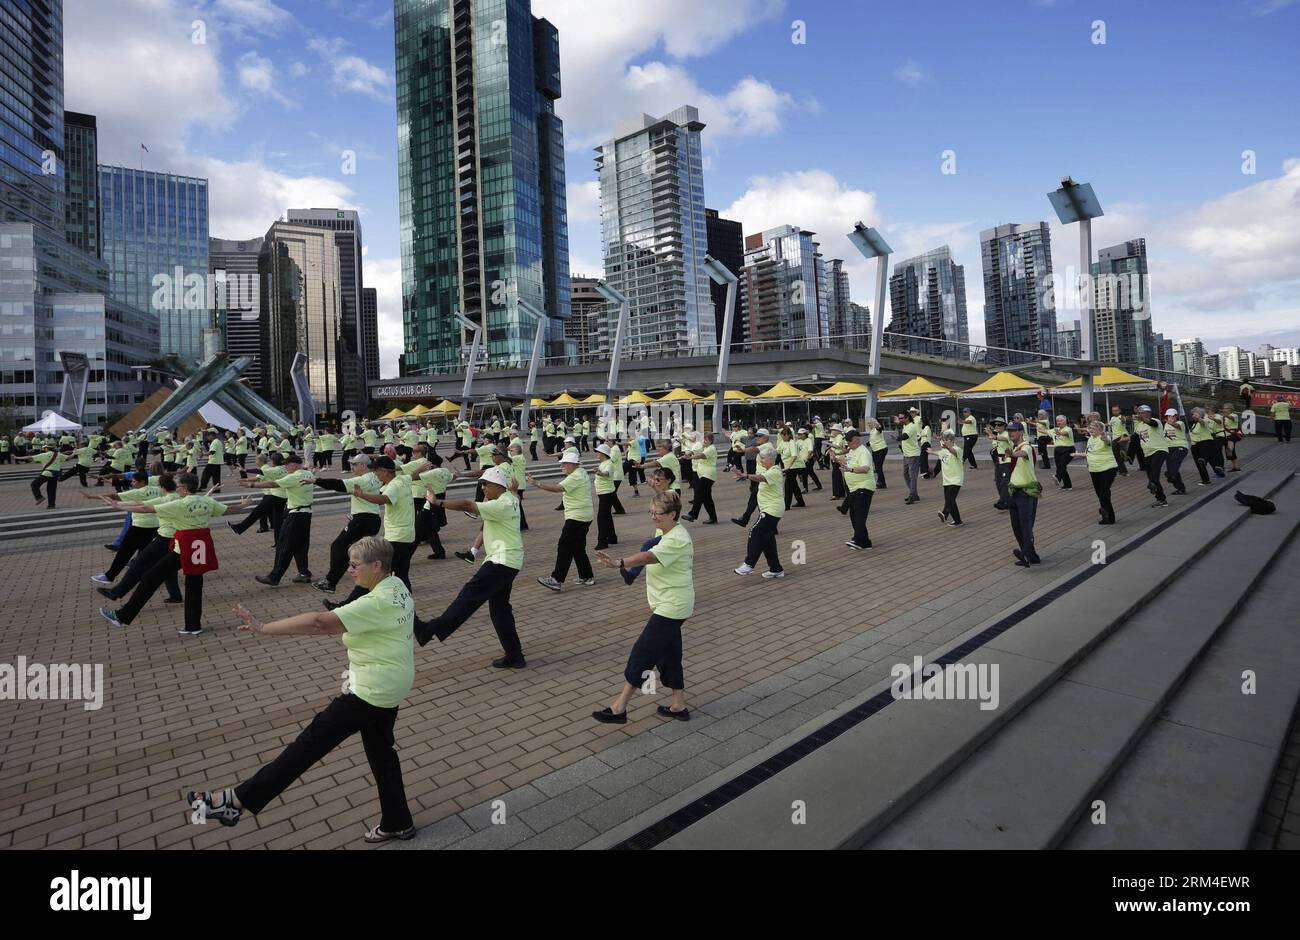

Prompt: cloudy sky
[65,0,1300,376]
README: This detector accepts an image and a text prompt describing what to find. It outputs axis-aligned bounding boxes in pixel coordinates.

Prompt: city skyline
[48,0,1300,378]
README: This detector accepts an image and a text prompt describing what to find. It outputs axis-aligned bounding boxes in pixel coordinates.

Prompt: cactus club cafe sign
[1250,391,1300,409]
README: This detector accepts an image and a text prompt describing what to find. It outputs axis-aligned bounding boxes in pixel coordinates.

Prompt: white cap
[797,427,809,435]
[1164,408,1178,416]
[756,428,770,436]
[561,450,581,464]
[596,443,611,456]
[564,436,576,443]
[482,465,511,488]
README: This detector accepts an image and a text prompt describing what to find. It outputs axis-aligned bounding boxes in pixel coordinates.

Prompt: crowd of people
[12,387,1288,842]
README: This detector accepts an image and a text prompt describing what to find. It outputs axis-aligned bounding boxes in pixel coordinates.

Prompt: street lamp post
[595,281,629,428]
[1048,176,1105,416]
[517,299,548,432]
[847,222,892,417]
[453,311,482,423]
[703,254,739,443]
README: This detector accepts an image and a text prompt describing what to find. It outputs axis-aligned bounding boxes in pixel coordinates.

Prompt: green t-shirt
[939,445,964,486]
[335,575,415,710]
[419,467,454,498]
[787,439,807,469]
[609,443,624,481]
[869,429,887,452]
[1163,420,1188,449]
[511,453,527,490]
[475,443,495,466]
[208,438,224,462]
[756,464,784,517]
[899,420,923,457]
[695,444,718,481]
[129,485,165,529]
[1086,434,1118,473]
[403,430,419,448]
[1136,419,1169,455]
[155,494,228,551]
[595,459,616,495]
[37,451,64,477]
[318,433,337,450]
[262,464,288,499]
[362,429,379,448]
[1272,401,1292,420]
[845,444,876,492]
[280,469,316,511]
[1051,426,1074,448]
[381,475,415,543]
[74,445,96,467]
[478,492,524,571]
[560,467,594,522]
[656,452,681,491]
[344,471,383,515]
[961,416,978,436]
[145,492,181,535]
[1109,415,1128,439]
[647,524,695,620]
[1190,419,1213,443]
[1009,441,1038,487]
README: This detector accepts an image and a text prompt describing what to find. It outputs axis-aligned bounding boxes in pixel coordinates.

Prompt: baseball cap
[482,465,511,488]
[371,456,397,471]
[844,428,861,439]
[1007,421,1025,432]
[1164,408,1178,416]
[797,427,809,435]
[756,428,770,437]
[962,407,972,414]
[561,450,581,464]
[1138,405,1152,413]
[908,407,920,413]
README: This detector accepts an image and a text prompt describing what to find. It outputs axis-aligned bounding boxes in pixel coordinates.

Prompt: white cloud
[894,59,930,86]
[533,0,798,148]
[236,51,293,108]
[290,61,311,78]
[566,181,601,224]
[210,0,294,35]
[308,37,394,101]
[364,256,405,378]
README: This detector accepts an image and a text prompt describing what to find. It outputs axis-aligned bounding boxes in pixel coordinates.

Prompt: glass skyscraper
[888,245,970,358]
[980,222,1057,365]
[598,106,714,358]
[0,1,157,427]
[99,165,210,363]
[394,0,571,376]
[63,111,99,257]
[1092,238,1155,367]
[739,224,825,351]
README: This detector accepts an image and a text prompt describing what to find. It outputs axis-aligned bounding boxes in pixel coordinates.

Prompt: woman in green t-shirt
[593,491,694,723]
[1085,420,1118,525]
[190,536,417,844]
[936,430,965,526]
[732,445,785,577]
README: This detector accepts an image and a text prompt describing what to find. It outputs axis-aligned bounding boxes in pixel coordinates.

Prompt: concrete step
[646,470,1293,849]
[1061,520,1300,849]
[866,471,1299,848]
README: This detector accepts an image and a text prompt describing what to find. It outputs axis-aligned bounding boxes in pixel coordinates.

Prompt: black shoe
[619,565,635,586]
[454,550,475,564]
[702,519,717,525]
[323,599,342,611]
[96,586,118,600]
[103,543,118,551]
[291,573,313,584]
[592,707,627,724]
[427,552,446,560]
[256,575,280,586]
[1013,549,1027,564]
[163,597,182,604]
[681,514,696,523]
[227,521,240,533]
[731,517,748,527]
[492,655,527,669]
[837,504,849,515]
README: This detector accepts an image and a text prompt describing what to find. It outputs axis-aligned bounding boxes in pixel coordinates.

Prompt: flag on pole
[140,143,149,153]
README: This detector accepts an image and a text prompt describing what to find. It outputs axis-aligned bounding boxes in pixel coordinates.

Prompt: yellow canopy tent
[528,397,549,408]
[754,381,811,400]
[402,404,432,417]
[959,371,1044,419]
[546,392,582,407]
[723,390,753,401]
[618,390,656,405]
[656,387,703,402]
[810,381,870,398]
[580,393,607,404]
[1052,367,1157,392]
[428,400,460,414]
[378,407,406,420]
[878,376,954,401]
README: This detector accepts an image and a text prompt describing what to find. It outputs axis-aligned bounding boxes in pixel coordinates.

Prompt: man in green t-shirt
[530,450,594,591]
[349,457,417,592]
[936,430,965,526]
[1271,396,1292,443]
[1006,421,1042,566]
[311,454,385,594]
[249,454,315,586]
[415,465,526,669]
[681,438,719,524]
[31,446,66,508]
[896,407,924,503]
[835,428,877,549]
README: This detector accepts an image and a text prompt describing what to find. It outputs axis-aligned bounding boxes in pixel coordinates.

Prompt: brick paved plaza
[1,439,1296,850]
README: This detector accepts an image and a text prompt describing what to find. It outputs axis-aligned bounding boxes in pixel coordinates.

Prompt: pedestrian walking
[531,451,595,592]
[732,444,785,578]
[835,428,876,550]
[1005,422,1042,567]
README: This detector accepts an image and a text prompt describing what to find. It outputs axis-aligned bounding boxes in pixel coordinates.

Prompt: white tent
[22,411,81,434]
[173,378,243,432]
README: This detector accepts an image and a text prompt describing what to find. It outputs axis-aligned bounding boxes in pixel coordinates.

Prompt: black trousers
[941,484,962,524]
[1009,491,1040,561]
[738,480,759,524]
[801,464,821,490]
[1111,440,1129,473]
[1192,439,1216,484]
[1091,468,1117,523]
[962,435,978,468]
[1036,436,1052,469]
[415,505,446,556]
[1165,447,1188,494]
[552,519,592,582]
[529,441,538,461]
[326,514,383,586]
[423,561,522,660]
[1145,451,1168,502]
[688,477,717,522]
[1053,447,1074,489]
[31,474,57,507]
[611,480,626,514]
[106,525,153,580]
[847,488,873,546]
[623,614,685,690]
[199,462,221,489]
[1277,419,1292,442]
[391,540,416,591]
[596,493,617,549]
[1128,434,1148,471]
[872,448,888,488]
[59,464,90,486]
[831,466,845,499]
[231,494,285,535]
[234,692,412,833]
[744,513,783,571]
[783,470,805,508]
[118,551,202,630]
[269,511,312,581]
[108,534,180,601]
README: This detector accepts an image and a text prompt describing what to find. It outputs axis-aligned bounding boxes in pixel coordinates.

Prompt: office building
[567,275,602,363]
[1152,332,1174,373]
[597,106,714,358]
[740,224,827,351]
[824,258,861,348]
[63,111,99,257]
[1057,319,1081,359]
[888,245,970,358]
[286,208,368,411]
[1092,238,1155,366]
[394,0,572,376]
[259,222,342,417]
[981,222,1057,365]
[362,287,378,382]
[99,165,210,362]
[1172,337,1207,376]
[0,3,157,427]
[209,237,264,389]
[705,208,745,350]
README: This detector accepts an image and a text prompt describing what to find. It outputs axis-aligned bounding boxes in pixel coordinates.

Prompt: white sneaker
[91,573,111,584]
[177,627,205,636]
[734,564,754,575]
[761,570,785,579]
[576,577,596,586]
[537,576,563,592]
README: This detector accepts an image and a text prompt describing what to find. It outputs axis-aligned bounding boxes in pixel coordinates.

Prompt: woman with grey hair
[867,417,889,490]
[1189,407,1217,486]
[936,430,964,526]
[732,444,785,577]
[1085,420,1118,524]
